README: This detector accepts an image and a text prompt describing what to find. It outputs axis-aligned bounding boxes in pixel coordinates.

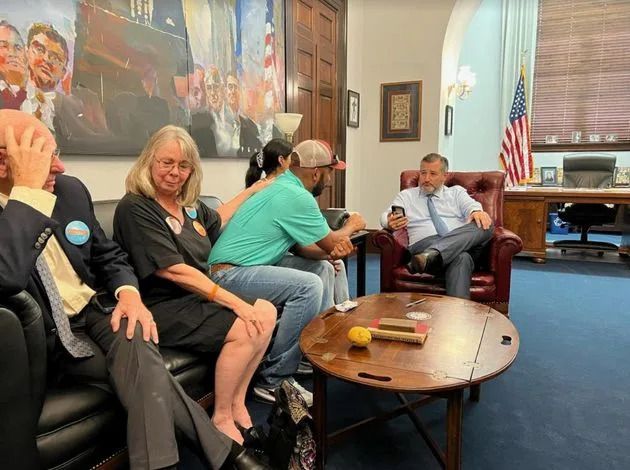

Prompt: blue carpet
[243,254,630,470]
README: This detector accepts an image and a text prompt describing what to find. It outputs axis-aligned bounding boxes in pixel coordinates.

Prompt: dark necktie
[427,194,449,236]
[35,255,94,358]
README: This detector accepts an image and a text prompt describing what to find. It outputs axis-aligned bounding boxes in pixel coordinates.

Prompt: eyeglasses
[155,158,193,173]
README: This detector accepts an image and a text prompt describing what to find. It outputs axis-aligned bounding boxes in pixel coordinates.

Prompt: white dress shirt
[379,185,482,246]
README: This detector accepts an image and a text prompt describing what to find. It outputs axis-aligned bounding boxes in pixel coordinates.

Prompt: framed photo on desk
[541,166,558,186]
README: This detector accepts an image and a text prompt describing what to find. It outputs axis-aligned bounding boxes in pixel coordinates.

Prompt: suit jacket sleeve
[0,200,59,296]
[79,181,139,293]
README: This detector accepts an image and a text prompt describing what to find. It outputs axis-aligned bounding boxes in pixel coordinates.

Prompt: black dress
[113,193,236,353]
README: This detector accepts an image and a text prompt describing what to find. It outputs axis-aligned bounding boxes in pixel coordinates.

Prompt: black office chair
[554,154,618,255]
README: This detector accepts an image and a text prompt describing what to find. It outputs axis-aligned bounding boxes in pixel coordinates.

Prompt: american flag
[260,0,280,142]
[499,66,533,187]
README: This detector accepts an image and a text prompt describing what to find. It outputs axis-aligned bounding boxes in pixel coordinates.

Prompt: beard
[312,176,326,197]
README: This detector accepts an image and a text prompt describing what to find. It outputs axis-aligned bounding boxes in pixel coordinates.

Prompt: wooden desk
[301,293,519,470]
[504,187,630,262]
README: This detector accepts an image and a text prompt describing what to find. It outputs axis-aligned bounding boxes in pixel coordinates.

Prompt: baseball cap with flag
[292,139,346,170]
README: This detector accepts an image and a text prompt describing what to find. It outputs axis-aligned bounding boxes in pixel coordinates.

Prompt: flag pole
[520,49,533,185]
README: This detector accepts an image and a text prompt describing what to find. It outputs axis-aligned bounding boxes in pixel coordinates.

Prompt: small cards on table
[335,300,358,312]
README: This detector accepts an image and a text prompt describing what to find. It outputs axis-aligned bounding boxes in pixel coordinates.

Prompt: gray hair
[125,125,202,207]
[421,153,449,173]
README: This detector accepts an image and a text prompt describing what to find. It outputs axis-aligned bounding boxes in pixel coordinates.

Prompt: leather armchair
[1,200,217,470]
[373,171,523,315]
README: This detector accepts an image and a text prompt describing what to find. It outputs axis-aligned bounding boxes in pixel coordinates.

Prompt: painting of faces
[0,0,285,157]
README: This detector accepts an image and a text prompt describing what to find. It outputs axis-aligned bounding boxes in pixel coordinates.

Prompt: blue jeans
[276,253,350,309]
[210,265,323,388]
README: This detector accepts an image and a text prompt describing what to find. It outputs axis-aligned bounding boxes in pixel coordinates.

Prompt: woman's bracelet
[208,283,220,302]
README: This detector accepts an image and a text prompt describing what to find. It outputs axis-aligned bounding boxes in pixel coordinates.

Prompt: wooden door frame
[285,0,348,208]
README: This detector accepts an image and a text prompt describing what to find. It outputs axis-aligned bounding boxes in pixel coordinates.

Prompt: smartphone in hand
[391,205,406,217]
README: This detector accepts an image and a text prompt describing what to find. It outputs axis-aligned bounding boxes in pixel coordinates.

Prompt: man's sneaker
[253,378,314,408]
[286,377,313,408]
[296,360,313,376]
[252,385,276,404]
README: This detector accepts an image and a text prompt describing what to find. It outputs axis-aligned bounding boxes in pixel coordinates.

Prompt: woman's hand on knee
[232,301,266,337]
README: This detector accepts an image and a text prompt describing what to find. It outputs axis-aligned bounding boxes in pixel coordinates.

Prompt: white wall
[451,0,502,171]
[439,0,482,164]
[345,0,364,213]
[351,0,458,229]
[63,156,249,202]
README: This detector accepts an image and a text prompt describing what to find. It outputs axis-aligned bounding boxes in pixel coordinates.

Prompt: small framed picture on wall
[444,105,453,136]
[348,90,360,128]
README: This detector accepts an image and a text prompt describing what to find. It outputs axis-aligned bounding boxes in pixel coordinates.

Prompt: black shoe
[410,249,442,274]
[221,442,274,470]
[236,424,267,452]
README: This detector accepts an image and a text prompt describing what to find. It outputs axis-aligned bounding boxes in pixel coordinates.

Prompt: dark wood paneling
[287,0,347,208]
[297,88,313,141]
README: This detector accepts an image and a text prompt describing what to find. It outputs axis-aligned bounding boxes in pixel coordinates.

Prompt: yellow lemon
[347,326,372,347]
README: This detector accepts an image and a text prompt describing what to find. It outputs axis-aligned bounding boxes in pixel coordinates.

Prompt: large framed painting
[0,0,285,158]
[380,80,422,142]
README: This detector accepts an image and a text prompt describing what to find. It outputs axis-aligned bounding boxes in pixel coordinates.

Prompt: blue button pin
[65,221,90,245]
[185,206,198,219]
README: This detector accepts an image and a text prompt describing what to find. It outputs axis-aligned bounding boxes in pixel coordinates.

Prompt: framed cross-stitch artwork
[380,80,422,142]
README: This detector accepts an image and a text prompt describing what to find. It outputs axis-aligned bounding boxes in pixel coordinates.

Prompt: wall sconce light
[448,65,477,100]
[275,113,303,142]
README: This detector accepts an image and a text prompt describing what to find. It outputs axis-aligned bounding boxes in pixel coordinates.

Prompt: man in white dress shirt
[379,153,494,299]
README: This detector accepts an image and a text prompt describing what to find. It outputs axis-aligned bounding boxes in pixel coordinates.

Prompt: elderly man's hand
[387,212,408,231]
[4,125,55,189]
[467,210,493,230]
[110,290,159,343]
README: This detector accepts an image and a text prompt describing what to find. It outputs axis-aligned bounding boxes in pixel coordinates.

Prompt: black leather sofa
[0,200,216,470]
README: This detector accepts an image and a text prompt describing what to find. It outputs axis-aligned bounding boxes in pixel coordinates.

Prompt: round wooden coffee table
[300,293,519,470]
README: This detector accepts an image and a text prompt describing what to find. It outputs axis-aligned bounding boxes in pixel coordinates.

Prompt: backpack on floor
[266,380,316,470]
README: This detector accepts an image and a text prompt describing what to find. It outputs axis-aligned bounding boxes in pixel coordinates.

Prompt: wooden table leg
[469,384,481,402]
[356,237,367,297]
[446,389,464,470]
[314,369,328,470]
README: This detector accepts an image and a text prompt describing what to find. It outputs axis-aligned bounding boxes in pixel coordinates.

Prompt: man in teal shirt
[209,139,365,405]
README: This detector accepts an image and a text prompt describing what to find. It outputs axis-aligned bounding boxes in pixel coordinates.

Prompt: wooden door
[287,0,346,208]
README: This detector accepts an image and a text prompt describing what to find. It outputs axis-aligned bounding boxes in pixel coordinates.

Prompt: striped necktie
[35,255,94,358]
[426,194,449,236]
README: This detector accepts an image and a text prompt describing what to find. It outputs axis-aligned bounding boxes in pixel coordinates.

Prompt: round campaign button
[165,216,182,235]
[185,206,198,219]
[193,220,207,237]
[65,221,90,245]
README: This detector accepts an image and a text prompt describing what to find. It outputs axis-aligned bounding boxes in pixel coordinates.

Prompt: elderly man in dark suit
[0,109,270,470]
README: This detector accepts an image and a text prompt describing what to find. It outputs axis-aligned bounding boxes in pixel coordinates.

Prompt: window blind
[531,0,630,150]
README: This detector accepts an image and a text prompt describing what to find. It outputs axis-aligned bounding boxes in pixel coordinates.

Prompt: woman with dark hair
[242,138,350,318]
[245,138,293,188]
